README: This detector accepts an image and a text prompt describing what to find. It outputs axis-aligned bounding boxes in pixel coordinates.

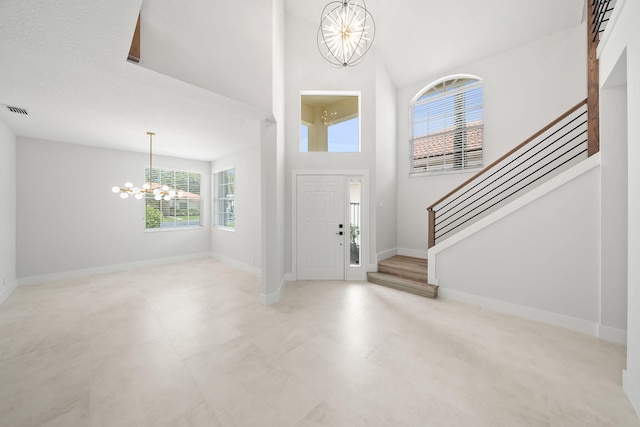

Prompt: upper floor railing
[590,0,616,43]
[427,99,589,248]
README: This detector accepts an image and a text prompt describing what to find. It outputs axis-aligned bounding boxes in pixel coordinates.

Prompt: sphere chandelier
[111,132,183,201]
[317,0,376,68]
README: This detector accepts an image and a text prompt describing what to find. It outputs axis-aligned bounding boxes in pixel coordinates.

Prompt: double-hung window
[214,168,235,229]
[145,168,201,229]
[410,76,484,175]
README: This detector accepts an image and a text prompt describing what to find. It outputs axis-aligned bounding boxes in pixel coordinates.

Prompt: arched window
[410,76,483,175]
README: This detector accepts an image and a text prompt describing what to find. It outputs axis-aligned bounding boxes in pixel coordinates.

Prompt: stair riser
[378,265,427,283]
[367,274,437,299]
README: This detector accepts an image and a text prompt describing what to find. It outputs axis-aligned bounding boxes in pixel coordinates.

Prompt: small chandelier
[111,132,183,201]
[321,108,338,125]
[317,0,375,68]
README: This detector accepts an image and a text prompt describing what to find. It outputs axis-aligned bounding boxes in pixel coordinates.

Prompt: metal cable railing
[427,99,588,248]
[591,0,616,43]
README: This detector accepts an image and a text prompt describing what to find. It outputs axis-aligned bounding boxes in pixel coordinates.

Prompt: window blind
[411,79,484,174]
[145,168,201,229]
[215,168,235,228]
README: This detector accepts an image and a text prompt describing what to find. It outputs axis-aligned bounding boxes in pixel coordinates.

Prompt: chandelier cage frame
[317,0,376,68]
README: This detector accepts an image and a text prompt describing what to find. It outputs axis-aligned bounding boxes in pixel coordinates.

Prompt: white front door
[296,175,346,280]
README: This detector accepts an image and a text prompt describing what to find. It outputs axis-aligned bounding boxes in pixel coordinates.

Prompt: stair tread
[378,255,427,274]
[378,256,428,282]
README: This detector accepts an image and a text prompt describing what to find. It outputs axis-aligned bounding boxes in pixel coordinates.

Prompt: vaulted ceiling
[285,0,585,88]
[0,0,585,160]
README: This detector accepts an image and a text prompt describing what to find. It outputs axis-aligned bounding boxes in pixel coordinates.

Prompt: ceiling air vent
[6,105,28,115]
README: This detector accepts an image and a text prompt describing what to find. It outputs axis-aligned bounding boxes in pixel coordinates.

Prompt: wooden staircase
[367,255,438,299]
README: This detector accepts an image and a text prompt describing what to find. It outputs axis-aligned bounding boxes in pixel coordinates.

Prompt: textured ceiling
[0,0,585,160]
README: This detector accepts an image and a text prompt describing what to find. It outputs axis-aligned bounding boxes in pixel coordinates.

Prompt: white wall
[396,24,587,257]
[434,163,601,332]
[140,0,273,113]
[0,120,16,304]
[284,12,378,274]
[211,145,261,274]
[16,137,211,282]
[600,68,628,338]
[375,58,398,261]
[260,0,287,304]
[599,0,640,416]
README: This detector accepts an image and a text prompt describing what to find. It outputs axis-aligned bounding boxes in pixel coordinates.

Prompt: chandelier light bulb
[112,132,167,202]
[178,191,184,198]
[169,190,176,197]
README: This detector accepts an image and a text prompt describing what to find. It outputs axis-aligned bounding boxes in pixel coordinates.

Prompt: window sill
[144,226,203,233]
[214,226,236,232]
[410,167,483,178]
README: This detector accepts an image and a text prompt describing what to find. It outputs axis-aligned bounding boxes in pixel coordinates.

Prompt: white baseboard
[598,324,627,345]
[261,274,287,305]
[376,248,397,263]
[438,287,599,337]
[397,247,428,259]
[623,369,640,418]
[211,253,261,277]
[17,252,214,286]
[0,279,17,306]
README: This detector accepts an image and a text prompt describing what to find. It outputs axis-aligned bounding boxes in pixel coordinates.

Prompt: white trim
[211,253,261,277]
[213,226,235,233]
[598,324,627,345]
[212,167,236,230]
[429,154,601,284]
[376,248,397,263]
[261,275,287,305]
[410,74,484,104]
[0,279,17,306]
[623,369,640,418]
[144,226,203,233]
[410,167,483,179]
[299,91,362,153]
[17,252,213,286]
[397,247,428,260]
[438,287,599,337]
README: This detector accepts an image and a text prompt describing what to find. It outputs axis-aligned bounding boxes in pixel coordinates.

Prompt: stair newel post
[428,208,436,249]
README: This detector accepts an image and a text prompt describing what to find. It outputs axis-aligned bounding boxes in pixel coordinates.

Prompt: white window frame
[213,167,236,231]
[410,74,484,177]
[299,90,362,153]
[144,167,202,232]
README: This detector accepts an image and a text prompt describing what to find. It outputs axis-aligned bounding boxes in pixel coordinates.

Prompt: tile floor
[0,258,638,426]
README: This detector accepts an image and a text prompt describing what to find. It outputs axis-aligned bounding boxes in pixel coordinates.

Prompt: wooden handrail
[426,98,587,212]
